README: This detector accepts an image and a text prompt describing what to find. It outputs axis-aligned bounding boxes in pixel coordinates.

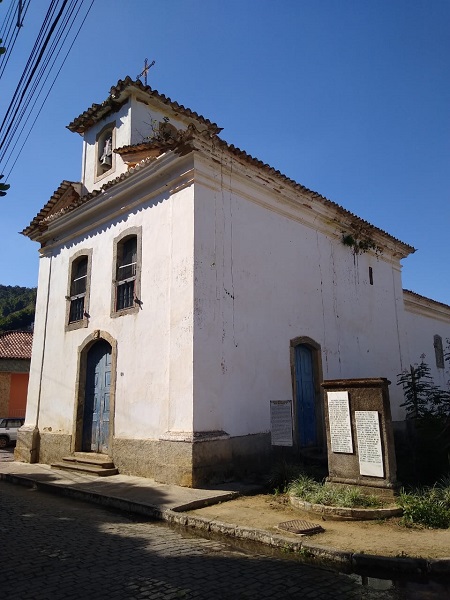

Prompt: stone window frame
[434,334,444,369]
[65,248,93,332]
[111,226,142,318]
[95,122,116,182]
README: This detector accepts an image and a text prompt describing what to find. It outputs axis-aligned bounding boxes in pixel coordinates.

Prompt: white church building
[16,76,450,486]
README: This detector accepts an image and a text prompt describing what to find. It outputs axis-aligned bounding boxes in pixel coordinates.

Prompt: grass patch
[398,478,450,529]
[288,475,384,508]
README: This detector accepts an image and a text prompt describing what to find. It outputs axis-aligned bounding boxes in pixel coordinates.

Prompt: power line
[0,0,94,182]
[4,0,94,178]
[5,0,79,154]
[0,0,31,81]
[0,0,69,154]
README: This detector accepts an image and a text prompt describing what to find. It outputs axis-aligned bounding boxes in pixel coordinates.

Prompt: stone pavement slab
[0,460,257,511]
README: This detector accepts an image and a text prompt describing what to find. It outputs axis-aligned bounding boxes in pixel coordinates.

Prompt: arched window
[112,227,142,316]
[96,123,115,178]
[116,236,137,310]
[66,250,92,330]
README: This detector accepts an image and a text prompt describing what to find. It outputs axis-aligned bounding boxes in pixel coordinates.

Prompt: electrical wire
[0,1,59,140]
[0,0,16,46]
[0,0,69,155]
[0,0,94,180]
[0,0,86,159]
[4,0,93,177]
[4,0,79,156]
[0,0,31,81]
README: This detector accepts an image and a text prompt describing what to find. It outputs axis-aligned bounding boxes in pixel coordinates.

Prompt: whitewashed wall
[81,101,131,193]
[25,160,195,440]
[129,96,187,145]
[80,95,189,194]
[27,113,450,452]
[402,293,450,390]
[192,154,412,432]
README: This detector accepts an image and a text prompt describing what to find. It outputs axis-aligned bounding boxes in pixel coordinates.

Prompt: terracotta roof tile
[212,136,415,254]
[22,130,416,255]
[403,289,450,310]
[21,181,81,237]
[23,80,415,256]
[0,330,33,360]
[67,76,222,135]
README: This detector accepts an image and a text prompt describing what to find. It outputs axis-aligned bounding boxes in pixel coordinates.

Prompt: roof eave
[66,76,222,135]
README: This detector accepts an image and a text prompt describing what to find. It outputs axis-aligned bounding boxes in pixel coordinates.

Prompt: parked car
[0,417,25,448]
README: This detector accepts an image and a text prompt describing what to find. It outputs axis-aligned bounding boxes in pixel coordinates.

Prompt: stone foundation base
[14,428,271,487]
[15,429,72,465]
[113,432,271,487]
[15,427,40,463]
[112,437,193,486]
[38,432,72,464]
[326,477,399,499]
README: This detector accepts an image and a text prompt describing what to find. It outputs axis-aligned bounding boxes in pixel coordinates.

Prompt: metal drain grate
[277,519,324,535]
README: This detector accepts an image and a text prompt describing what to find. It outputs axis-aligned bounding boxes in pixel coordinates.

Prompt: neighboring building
[0,330,32,418]
[16,77,450,486]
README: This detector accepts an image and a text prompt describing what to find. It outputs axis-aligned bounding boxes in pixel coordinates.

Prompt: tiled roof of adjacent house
[67,76,222,135]
[403,289,450,310]
[0,330,33,360]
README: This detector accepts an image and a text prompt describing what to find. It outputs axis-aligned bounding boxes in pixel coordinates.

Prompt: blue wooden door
[83,340,111,453]
[295,345,317,447]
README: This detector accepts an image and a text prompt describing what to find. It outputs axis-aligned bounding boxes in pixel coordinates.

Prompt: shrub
[399,486,450,529]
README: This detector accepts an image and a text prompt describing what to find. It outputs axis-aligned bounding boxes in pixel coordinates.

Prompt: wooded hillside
[0,285,36,332]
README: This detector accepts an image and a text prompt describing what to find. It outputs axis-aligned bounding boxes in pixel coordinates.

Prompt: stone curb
[351,553,428,575]
[2,472,449,578]
[290,495,403,521]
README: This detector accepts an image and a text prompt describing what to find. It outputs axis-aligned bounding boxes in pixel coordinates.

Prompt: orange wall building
[0,331,33,418]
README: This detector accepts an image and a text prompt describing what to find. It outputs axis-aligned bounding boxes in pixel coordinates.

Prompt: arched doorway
[290,337,325,452]
[82,339,112,453]
[294,344,317,447]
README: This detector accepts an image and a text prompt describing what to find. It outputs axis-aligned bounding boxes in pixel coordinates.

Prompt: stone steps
[51,453,118,477]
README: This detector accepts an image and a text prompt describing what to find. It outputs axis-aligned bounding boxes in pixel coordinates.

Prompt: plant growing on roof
[341,232,382,255]
[143,116,179,144]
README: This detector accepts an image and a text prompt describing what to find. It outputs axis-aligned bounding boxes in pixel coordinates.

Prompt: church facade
[16,77,450,486]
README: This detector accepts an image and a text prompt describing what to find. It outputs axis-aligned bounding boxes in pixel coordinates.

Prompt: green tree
[0,285,36,331]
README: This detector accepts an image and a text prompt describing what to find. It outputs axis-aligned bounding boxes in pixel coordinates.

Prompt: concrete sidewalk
[1,460,449,578]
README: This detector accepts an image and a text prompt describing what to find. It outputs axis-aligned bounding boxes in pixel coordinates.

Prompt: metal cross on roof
[137,58,155,86]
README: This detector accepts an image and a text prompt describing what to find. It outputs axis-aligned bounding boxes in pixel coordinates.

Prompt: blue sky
[1,0,449,304]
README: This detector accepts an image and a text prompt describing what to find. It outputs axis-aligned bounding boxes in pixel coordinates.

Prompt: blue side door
[83,340,112,453]
[295,345,317,447]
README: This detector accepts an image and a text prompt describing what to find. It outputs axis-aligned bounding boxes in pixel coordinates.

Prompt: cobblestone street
[0,481,405,600]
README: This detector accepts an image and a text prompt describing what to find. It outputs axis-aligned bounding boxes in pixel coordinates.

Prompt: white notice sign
[270,400,293,446]
[327,391,353,454]
[355,411,384,478]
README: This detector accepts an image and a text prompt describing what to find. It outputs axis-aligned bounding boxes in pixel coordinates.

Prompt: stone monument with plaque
[321,378,398,498]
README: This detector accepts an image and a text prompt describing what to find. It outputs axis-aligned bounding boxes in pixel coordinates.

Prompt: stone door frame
[72,330,117,455]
